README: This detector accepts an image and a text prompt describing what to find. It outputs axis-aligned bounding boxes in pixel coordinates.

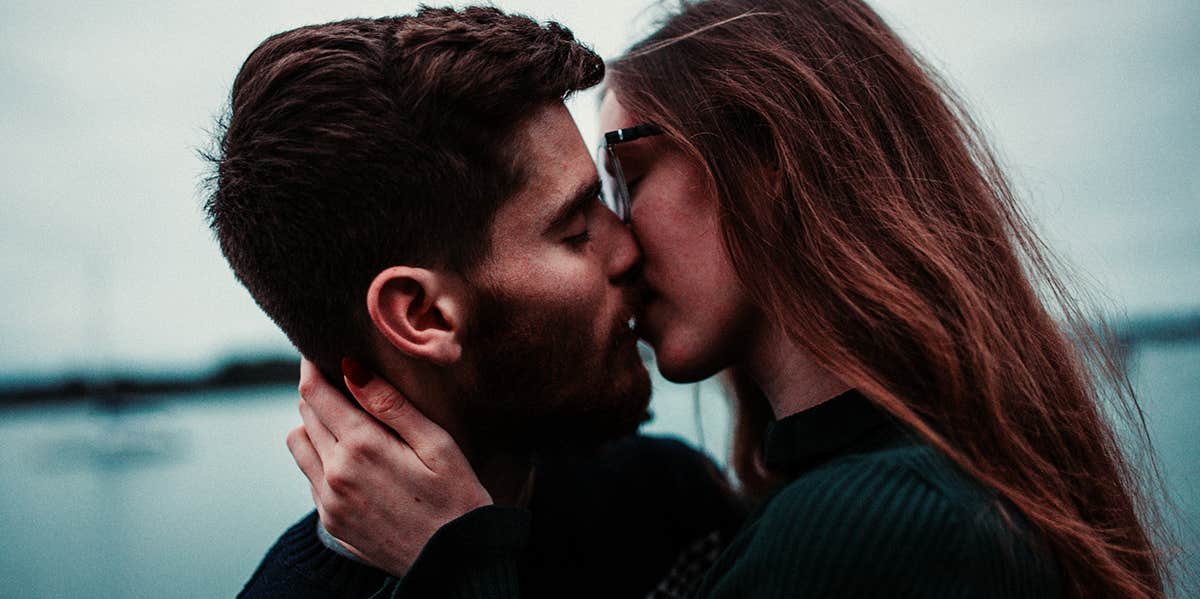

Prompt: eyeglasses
[597,124,663,224]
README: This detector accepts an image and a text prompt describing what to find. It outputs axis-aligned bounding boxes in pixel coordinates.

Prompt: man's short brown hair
[204,7,602,372]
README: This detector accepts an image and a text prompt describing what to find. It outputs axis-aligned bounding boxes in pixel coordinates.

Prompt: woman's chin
[651,341,720,384]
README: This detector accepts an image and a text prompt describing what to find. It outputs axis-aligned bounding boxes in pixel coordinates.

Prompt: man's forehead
[472,104,596,286]
[500,104,595,225]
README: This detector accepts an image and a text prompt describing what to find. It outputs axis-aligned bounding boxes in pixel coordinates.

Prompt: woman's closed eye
[624,176,644,211]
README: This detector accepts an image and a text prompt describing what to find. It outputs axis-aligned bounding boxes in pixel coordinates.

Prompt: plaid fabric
[645,529,725,599]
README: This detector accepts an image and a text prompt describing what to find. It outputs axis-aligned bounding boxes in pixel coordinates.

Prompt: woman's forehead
[599,91,636,130]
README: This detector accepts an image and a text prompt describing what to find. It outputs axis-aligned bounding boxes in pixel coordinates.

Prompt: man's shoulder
[597,433,724,476]
[527,434,745,597]
[548,433,738,508]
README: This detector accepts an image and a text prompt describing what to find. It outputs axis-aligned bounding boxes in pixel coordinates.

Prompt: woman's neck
[742,322,851,419]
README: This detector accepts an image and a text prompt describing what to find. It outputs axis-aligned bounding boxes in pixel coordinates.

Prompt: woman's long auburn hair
[610,1,1171,597]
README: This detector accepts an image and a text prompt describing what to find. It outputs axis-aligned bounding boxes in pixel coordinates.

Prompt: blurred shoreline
[0,355,300,406]
[1,309,1196,406]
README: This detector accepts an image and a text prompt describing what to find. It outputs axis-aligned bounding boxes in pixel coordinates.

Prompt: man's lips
[613,284,655,347]
[630,290,658,342]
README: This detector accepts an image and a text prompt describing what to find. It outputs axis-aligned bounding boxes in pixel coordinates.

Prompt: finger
[299,398,337,457]
[341,357,452,463]
[286,425,325,490]
[300,357,372,440]
[308,483,323,515]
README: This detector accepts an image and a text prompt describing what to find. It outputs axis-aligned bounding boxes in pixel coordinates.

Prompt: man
[204,7,742,598]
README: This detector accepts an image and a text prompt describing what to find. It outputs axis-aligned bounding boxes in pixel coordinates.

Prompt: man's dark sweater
[268,391,1065,598]
[239,434,745,599]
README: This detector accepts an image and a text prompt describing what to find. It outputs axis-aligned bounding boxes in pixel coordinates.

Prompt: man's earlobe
[366,266,466,365]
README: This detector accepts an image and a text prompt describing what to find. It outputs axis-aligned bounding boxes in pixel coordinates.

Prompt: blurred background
[1,1,1196,597]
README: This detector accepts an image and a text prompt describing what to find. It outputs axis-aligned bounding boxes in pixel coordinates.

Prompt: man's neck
[377,362,537,508]
[741,322,850,419]
[474,452,536,507]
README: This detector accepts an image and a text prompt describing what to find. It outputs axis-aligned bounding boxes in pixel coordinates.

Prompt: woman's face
[599,91,760,383]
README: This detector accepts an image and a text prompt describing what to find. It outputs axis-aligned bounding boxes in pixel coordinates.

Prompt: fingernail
[341,357,373,387]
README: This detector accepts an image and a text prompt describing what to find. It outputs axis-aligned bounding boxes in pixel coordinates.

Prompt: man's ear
[366,266,468,365]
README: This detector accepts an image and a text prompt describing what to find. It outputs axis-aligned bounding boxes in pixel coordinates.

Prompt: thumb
[340,357,449,459]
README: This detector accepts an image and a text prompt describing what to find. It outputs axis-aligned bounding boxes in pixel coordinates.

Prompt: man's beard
[457,287,652,455]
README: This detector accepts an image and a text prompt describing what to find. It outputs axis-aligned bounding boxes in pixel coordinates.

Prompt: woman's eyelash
[626,177,642,195]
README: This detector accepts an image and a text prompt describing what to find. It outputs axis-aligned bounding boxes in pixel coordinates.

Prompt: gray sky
[2,1,1197,378]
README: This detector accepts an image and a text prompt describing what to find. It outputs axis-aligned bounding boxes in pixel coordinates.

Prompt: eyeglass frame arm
[603,124,663,146]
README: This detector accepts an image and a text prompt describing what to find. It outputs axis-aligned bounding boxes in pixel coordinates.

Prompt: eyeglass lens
[596,145,630,223]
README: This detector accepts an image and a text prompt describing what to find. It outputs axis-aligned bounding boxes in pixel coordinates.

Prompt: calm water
[0,345,1195,598]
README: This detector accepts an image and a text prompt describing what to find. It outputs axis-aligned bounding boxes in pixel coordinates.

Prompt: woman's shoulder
[764,441,1029,548]
[772,440,992,515]
[743,442,1061,597]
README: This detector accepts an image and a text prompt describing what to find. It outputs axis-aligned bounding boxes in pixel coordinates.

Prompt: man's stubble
[457,285,652,456]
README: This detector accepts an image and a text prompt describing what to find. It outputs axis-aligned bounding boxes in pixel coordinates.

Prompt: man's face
[458,103,651,453]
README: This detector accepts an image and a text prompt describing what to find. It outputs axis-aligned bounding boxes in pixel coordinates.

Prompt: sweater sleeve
[385,505,531,598]
[238,511,392,599]
[699,454,1061,598]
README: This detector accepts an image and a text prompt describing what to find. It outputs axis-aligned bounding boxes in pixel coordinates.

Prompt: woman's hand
[286,358,493,577]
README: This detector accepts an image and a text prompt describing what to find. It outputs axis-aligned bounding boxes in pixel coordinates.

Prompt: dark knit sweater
[243,392,1064,598]
[696,391,1064,597]
[238,434,745,599]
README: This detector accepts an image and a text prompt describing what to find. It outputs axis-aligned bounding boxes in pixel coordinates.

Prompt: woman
[293,0,1170,597]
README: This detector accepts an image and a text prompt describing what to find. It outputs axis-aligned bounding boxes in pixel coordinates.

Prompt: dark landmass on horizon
[0,356,300,406]
[1,310,1196,406]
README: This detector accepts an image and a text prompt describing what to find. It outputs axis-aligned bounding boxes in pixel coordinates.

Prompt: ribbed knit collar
[277,511,392,597]
[764,389,894,471]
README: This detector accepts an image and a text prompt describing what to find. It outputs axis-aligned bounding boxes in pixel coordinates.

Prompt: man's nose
[600,208,642,286]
